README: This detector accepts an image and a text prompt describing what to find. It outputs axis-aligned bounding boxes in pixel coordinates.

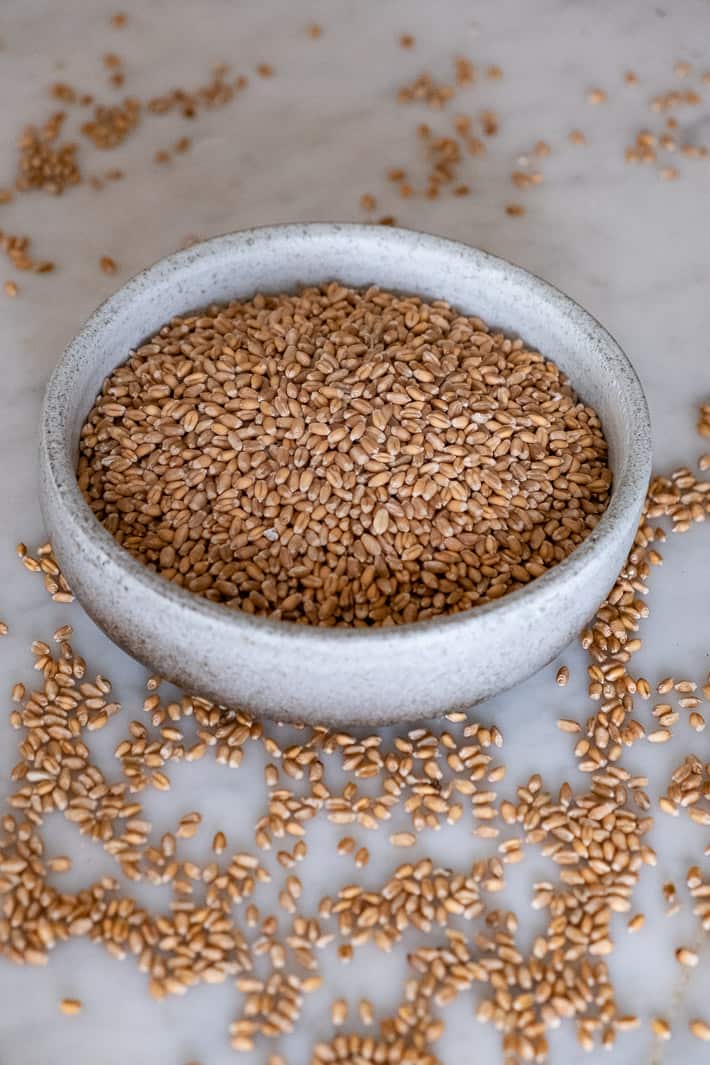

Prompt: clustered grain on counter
[370,54,710,223]
[0,23,707,300]
[0,53,257,289]
[77,283,611,626]
[4,401,710,1061]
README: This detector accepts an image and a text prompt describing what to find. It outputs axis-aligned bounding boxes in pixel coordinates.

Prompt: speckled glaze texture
[39,224,651,725]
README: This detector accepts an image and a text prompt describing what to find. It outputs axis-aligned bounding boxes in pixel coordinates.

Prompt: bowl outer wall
[39,224,651,725]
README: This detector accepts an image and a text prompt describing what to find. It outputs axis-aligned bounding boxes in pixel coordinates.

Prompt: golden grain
[330,997,348,1026]
[650,1016,671,1040]
[59,998,82,1015]
[354,846,369,867]
[690,1019,710,1042]
[389,832,416,847]
[359,998,374,1025]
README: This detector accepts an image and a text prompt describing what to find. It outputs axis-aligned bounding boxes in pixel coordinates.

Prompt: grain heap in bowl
[77,283,611,627]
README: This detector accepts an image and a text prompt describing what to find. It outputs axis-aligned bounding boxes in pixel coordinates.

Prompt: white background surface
[1,1,710,1063]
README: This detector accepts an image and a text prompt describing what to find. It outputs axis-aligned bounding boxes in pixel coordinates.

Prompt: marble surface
[1,1,710,1063]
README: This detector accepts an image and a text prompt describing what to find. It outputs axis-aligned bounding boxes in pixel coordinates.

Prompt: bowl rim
[41,221,652,646]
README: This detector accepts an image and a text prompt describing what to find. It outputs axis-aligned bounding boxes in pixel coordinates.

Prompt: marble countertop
[2,1,710,1063]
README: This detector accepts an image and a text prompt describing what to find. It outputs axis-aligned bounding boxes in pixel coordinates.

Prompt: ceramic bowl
[39,223,651,725]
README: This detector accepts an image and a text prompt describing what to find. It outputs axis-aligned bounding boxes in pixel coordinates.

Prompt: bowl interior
[46,223,651,635]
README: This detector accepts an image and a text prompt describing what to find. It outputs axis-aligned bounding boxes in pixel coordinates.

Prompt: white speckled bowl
[39,224,651,726]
